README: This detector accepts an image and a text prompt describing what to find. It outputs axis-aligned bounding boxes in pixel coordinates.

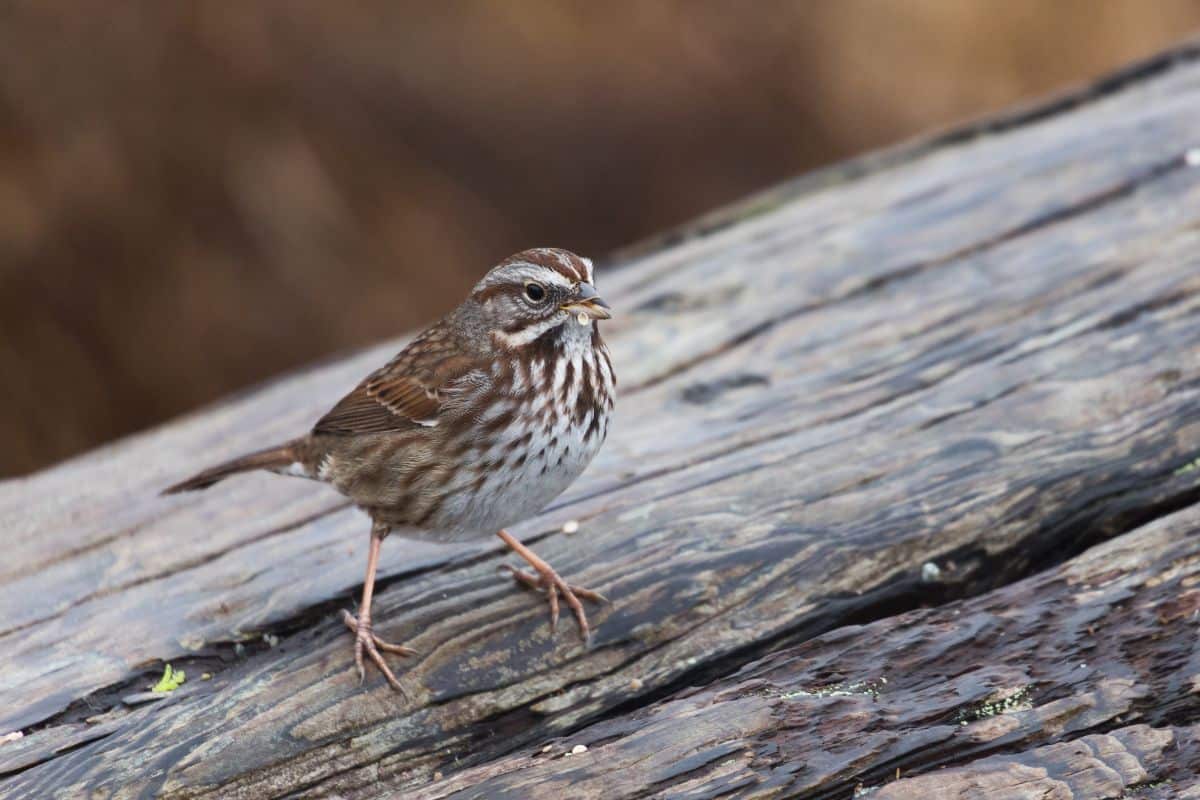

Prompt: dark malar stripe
[526,326,564,366]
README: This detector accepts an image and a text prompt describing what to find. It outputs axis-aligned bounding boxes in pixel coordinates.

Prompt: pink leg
[497,529,606,641]
[342,523,416,691]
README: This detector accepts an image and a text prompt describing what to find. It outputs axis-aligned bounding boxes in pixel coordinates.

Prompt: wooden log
[4,43,1200,798]
[405,503,1200,798]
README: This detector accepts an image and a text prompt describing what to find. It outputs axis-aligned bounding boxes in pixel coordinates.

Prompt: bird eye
[524,282,546,302]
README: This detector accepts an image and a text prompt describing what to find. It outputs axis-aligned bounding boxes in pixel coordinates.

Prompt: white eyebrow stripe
[477,263,575,293]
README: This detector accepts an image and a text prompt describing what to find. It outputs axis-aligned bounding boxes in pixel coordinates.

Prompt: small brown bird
[165,248,614,690]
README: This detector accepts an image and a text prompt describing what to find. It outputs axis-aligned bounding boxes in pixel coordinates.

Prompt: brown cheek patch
[473,284,516,304]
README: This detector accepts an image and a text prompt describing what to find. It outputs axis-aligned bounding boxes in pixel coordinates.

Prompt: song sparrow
[164,248,615,691]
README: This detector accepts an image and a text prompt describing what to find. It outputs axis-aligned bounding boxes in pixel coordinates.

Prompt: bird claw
[501,563,605,641]
[341,609,415,693]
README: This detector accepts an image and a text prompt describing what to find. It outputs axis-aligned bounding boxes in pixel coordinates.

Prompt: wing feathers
[313,326,476,436]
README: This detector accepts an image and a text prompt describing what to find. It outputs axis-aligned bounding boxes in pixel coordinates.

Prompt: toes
[373,636,418,657]
[546,582,561,631]
[559,587,591,642]
[571,585,608,604]
[342,608,413,690]
[352,639,366,685]
[502,564,543,591]
[364,641,407,694]
[500,563,605,640]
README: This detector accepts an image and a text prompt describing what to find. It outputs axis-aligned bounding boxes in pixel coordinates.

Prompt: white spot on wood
[562,519,579,534]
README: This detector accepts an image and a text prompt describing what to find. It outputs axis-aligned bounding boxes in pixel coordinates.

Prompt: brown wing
[313,324,480,436]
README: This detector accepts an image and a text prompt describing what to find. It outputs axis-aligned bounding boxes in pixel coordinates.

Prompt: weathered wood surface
[4,45,1200,798]
[412,503,1200,799]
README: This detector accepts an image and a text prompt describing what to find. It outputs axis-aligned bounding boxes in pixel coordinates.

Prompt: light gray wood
[4,43,1200,799]
[408,503,1200,798]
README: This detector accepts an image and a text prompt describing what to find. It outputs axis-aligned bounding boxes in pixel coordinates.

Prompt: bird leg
[496,529,606,641]
[342,522,416,692]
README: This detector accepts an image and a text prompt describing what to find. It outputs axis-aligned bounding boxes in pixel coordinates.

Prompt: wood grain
[5,44,1200,799]
[407,503,1200,798]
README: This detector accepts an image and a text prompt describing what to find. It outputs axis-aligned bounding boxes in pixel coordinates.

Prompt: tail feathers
[162,441,301,495]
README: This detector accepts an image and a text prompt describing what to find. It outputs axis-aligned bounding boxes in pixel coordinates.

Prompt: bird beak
[562,282,612,320]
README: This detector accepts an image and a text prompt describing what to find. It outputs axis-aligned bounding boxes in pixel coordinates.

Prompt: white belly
[427,333,613,538]
[431,404,607,537]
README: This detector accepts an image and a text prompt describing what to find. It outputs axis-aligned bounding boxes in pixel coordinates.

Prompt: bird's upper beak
[561,282,612,320]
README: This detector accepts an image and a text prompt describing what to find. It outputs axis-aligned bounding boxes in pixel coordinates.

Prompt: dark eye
[524,282,546,302]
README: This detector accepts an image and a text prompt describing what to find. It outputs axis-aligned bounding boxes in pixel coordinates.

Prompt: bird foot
[501,563,607,641]
[340,609,416,693]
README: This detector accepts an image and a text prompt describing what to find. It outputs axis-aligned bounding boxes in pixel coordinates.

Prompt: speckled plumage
[164,248,614,691]
[303,287,614,537]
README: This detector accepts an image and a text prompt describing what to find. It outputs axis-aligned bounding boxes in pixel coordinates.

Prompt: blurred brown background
[3,1,1199,478]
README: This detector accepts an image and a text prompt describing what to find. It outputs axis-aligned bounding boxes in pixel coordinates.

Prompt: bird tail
[162,440,303,495]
